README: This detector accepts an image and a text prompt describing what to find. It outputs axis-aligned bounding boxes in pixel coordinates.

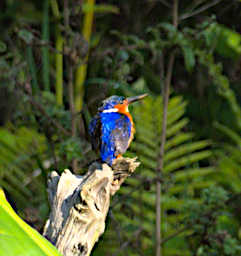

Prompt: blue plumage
[100,111,131,165]
[98,96,125,111]
[89,94,147,166]
[89,96,131,166]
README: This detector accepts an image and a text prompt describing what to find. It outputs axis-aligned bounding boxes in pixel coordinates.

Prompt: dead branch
[43,157,140,256]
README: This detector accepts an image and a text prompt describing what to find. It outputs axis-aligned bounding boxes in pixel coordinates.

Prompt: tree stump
[43,157,140,256]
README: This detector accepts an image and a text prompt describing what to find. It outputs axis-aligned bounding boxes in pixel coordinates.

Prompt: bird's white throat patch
[102,105,129,113]
[102,108,118,113]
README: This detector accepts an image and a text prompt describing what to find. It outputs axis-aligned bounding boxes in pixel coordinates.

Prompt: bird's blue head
[98,95,125,112]
[98,94,148,114]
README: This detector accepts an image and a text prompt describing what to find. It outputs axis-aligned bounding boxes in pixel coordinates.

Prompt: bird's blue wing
[100,112,131,165]
[89,114,101,152]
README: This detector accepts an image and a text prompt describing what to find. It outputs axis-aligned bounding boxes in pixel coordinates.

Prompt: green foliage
[0,126,47,211]
[0,40,7,52]
[93,95,215,256]
[214,122,241,193]
[183,187,241,256]
[0,188,62,256]
[203,23,241,59]
[1,1,241,255]
[18,29,35,44]
[41,0,50,91]
[26,46,39,93]
[196,49,241,130]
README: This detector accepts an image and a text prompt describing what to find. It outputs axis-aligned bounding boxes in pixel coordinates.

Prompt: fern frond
[166,118,189,138]
[214,122,241,145]
[174,167,215,181]
[164,140,211,164]
[164,150,212,173]
[95,95,214,254]
[0,127,47,209]
[165,132,194,150]
[214,121,241,193]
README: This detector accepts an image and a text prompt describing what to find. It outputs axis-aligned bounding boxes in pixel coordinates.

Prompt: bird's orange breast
[114,103,135,146]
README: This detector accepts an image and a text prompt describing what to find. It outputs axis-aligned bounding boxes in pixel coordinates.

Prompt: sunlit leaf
[0,188,62,256]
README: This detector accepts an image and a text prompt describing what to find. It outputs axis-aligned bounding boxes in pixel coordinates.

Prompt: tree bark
[43,157,140,256]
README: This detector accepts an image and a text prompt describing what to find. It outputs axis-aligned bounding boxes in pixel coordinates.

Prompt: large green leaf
[0,188,62,256]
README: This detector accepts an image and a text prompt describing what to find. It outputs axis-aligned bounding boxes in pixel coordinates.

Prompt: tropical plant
[93,95,215,256]
[214,122,241,193]
[0,1,241,255]
[0,188,62,256]
[0,127,47,207]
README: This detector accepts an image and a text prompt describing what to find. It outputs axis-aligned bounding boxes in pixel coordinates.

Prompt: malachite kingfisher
[89,94,148,166]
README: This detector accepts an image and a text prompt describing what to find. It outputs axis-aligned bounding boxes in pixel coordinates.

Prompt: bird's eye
[120,97,126,104]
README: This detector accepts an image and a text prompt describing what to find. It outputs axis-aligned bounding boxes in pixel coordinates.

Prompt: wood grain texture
[43,157,140,256]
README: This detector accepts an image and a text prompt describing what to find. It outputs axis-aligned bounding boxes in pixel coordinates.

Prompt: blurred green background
[0,0,240,255]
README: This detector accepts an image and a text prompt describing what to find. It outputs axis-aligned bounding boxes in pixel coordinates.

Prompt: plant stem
[64,0,78,171]
[50,0,63,105]
[179,0,222,21]
[42,0,50,91]
[26,46,38,94]
[75,0,95,112]
[69,64,78,171]
[155,1,178,256]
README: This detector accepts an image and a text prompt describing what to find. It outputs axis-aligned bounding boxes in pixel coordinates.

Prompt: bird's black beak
[126,93,148,104]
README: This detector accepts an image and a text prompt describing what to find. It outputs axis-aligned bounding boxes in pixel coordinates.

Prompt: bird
[89,94,148,166]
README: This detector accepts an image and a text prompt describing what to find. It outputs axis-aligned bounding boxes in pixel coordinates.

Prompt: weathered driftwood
[43,157,140,256]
